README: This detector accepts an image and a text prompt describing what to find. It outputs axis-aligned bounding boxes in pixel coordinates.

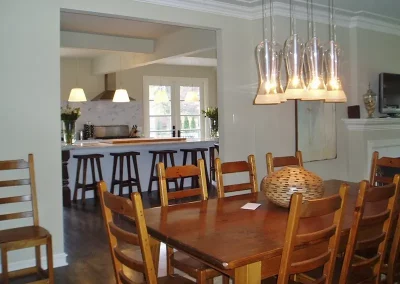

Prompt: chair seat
[171,251,221,278]
[0,226,50,244]
[158,274,195,284]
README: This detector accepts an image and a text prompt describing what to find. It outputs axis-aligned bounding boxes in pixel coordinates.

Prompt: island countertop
[62,138,218,151]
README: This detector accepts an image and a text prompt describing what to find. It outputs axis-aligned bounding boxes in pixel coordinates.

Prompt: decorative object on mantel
[363,83,377,118]
[68,58,87,102]
[61,105,81,144]
[261,166,324,208]
[202,107,218,138]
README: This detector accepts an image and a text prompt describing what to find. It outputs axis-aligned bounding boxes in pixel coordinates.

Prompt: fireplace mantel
[343,118,400,131]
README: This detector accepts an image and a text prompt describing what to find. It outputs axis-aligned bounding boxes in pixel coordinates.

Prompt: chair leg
[127,155,133,197]
[35,245,41,270]
[82,159,88,205]
[200,150,210,190]
[148,153,157,194]
[89,158,97,203]
[95,157,103,180]
[1,247,9,284]
[167,246,174,277]
[222,275,230,284]
[132,155,142,195]
[119,156,124,196]
[46,236,54,283]
[110,156,117,194]
[198,272,208,284]
[180,151,188,190]
[73,158,82,203]
[169,152,179,190]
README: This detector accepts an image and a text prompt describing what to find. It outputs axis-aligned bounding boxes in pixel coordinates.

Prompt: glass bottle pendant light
[325,0,347,103]
[254,0,281,105]
[284,0,306,100]
[302,0,327,101]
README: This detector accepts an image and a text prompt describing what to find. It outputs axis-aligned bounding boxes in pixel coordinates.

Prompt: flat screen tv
[379,73,400,116]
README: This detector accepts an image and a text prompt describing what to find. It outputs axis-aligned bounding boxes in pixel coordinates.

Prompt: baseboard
[1,253,68,273]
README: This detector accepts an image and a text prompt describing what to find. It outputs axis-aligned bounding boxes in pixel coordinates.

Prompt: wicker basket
[261,166,324,208]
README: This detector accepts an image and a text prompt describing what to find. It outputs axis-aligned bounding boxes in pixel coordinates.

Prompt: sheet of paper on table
[241,203,261,210]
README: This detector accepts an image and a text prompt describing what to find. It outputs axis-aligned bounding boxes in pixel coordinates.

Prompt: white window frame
[143,76,209,139]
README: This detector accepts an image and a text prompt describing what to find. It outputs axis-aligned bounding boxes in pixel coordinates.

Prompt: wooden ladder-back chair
[275,184,349,284]
[266,151,303,176]
[0,154,54,284]
[215,154,258,198]
[369,151,400,186]
[339,175,400,284]
[157,159,223,284]
[97,181,194,284]
[383,213,400,283]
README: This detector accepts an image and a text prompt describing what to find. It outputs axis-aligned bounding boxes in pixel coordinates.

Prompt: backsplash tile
[61,101,143,131]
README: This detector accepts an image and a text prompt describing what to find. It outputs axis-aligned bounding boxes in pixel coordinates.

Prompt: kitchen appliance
[93,125,131,139]
[92,73,135,101]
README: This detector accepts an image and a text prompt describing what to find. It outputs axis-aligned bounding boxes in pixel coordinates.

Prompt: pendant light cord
[119,55,123,88]
[311,0,316,37]
[262,0,266,42]
[307,0,312,39]
[333,0,337,42]
[290,0,294,35]
[270,0,274,42]
[75,58,79,87]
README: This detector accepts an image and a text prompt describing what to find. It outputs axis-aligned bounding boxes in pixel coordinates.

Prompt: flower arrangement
[61,105,81,121]
[202,107,218,138]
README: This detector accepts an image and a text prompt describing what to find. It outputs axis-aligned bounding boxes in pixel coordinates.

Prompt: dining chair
[215,154,258,198]
[272,183,349,284]
[266,151,303,175]
[369,151,400,186]
[157,159,224,284]
[382,213,400,283]
[97,181,194,284]
[0,154,54,284]
[339,175,400,284]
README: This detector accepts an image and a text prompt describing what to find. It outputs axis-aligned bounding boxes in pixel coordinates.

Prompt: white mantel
[342,118,400,182]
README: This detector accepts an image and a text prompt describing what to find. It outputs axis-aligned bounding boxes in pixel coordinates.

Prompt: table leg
[234,261,261,284]
[150,237,160,276]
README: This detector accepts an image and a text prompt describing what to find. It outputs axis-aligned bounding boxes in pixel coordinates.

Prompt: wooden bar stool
[73,154,104,205]
[147,150,179,194]
[110,151,142,197]
[209,143,219,182]
[180,148,210,190]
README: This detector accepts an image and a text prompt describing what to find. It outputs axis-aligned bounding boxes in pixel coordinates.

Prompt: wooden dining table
[143,180,388,284]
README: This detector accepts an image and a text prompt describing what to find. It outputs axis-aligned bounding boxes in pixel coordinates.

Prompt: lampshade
[113,89,130,102]
[284,33,307,99]
[154,88,169,103]
[302,37,327,101]
[68,88,87,102]
[324,41,347,103]
[325,78,347,103]
[184,90,199,102]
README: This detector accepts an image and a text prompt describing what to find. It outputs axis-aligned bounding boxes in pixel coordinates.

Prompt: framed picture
[295,100,337,162]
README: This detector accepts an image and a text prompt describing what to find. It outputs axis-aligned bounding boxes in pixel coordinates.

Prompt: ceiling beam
[92,28,216,74]
[60,31,155,53]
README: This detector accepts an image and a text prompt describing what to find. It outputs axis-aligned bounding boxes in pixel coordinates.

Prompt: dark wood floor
[12,187,217,283]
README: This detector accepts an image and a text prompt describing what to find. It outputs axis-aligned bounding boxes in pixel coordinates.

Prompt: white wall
[0,0,65,268]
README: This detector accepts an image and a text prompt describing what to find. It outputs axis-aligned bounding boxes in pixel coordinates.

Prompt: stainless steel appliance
[93,125,131,139]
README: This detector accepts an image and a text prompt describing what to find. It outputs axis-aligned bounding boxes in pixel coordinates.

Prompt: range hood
[92,73,135,101]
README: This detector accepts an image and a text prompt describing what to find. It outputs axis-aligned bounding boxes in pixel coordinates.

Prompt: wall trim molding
[1,253,68,273]
[342,118,400,131]
[133,0,400,37]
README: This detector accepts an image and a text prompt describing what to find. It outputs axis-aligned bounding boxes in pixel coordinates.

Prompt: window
[144,77,208,139]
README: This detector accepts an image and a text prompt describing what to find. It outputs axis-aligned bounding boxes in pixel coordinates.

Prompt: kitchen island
[61,138,218,206]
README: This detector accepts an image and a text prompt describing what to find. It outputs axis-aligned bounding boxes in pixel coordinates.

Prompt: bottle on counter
[172,126,176,137]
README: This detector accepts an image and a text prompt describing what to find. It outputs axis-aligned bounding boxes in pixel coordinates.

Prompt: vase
[363,84,377,118]
[63,120,77,144]
[209,118,219,138]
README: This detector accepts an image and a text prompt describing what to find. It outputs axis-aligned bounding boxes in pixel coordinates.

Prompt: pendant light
[284,0,306,99]
[324,0,347,103]
[254,0,281,105]
[302,0,327,101]
[68,58,87,102]
[154,77,169,103]
[113,55,130,102]
[185,80,200,102]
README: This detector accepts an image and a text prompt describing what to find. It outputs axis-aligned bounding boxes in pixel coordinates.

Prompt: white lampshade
[68,88,87,102]
[113,89,130,102]
[325,79,347,103]
[184,91,199,102]
[154,89,169,103]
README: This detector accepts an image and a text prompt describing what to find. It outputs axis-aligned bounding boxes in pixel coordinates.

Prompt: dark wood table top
[144,180,386,271]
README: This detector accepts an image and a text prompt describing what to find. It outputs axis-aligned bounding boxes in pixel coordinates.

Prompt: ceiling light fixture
[113,55,130,103]
[68,58,87,102]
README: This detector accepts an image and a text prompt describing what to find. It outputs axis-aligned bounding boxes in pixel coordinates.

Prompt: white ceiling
[213,0,400,19]
[61,12,183,39]
[60,48,135,59]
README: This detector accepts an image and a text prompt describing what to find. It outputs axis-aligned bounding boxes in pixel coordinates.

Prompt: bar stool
[147,150,179,194]
[180,148,210,189]
[110,151,142,197]
[209,143,219,182]
[73,154,104,205]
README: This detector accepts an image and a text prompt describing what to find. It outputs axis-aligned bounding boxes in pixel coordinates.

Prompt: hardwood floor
[11,188,217,283]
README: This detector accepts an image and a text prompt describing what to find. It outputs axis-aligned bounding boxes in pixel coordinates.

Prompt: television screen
[379,73,400,115]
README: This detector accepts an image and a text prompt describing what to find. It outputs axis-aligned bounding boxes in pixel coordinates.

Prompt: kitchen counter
[61,138,219,206]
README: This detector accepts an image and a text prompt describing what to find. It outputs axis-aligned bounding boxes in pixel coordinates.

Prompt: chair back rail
[0,154,39,226]
[370,151,400,186]
[157,159,208,207]
[387,214,400,283]
[339,175,400,284]
[266,151,303,175]
[277,183,349,284]
[215,155,258,198]
[98,181,158,284]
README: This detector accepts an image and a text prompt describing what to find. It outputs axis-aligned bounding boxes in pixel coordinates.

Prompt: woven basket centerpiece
[261,166,324,208]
